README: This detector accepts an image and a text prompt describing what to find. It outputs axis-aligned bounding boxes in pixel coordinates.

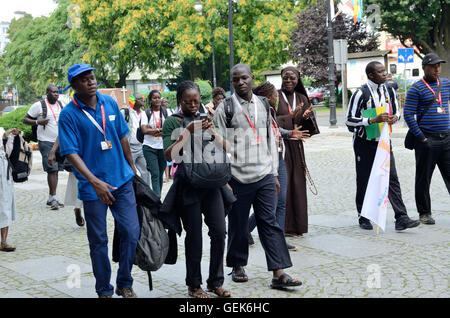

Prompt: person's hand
[302,106,313,118]
[37,118,49,126]
[291,125,310,141]
[186,120,204,134]
[90,178,117,205]
[387,115,397,125]
[47,151,56,167]
[11,128,20,135]
[202,117,215,131]
[372,112,389,123]
[226,183,233,193]
[155,128,163,137]
[422,138,428,143]
[292,102,304,119]
[274,176,280,195]
[130,164,137,176]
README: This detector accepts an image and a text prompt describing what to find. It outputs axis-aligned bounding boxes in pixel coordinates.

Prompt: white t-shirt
[27,99,62,142]
[122,108,143,145]
[141,110,164,149]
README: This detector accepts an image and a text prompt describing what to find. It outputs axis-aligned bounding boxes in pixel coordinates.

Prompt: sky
[0,0,58,23]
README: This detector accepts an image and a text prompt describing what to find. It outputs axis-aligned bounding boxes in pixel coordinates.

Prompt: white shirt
[27,100,62,142]
[122,108,143,145]
[141,110,164,149]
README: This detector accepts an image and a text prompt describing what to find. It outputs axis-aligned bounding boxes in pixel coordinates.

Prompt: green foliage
[0,106,33,141]
[4,0,84,104]
[195,79,212,105]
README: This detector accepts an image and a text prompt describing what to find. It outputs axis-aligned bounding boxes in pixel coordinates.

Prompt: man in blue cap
[404,53,450,225]
[58,64,140,298]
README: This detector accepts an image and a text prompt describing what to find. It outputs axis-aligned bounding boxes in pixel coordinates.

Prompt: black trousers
[414,133,450,215]
[179,188,226,288]
[353,137,408,220]
[226,174,292,271]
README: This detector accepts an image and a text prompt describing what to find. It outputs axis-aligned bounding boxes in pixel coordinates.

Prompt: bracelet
[290,130,294,137]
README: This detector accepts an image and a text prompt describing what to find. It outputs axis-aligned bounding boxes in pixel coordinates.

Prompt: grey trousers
[130,143,151,186]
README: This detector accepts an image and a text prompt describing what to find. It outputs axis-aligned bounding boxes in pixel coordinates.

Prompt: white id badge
[101,140,112,150]
[437,107,443,113]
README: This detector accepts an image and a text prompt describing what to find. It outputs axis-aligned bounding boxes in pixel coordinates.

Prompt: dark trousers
[227,174,292,271]
[249,152,287,232]
[83,179,140,296]
[353,137,408,220]
[143,145,166,197]
[414,133,450,215]
[179,188,226,288]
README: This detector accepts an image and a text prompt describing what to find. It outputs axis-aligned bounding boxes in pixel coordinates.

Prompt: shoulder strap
[161,106,168,118]
[360,84,371,107]
[57,100,64,109]
[171,113,183,124]
[223,97,234,128]
[40,100,47,118]
[124,108,130,122]
[145,108,152,121]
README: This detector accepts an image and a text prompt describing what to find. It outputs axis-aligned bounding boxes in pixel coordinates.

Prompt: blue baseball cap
[63,63,96,92]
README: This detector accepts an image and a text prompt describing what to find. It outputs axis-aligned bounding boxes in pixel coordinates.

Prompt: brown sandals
[0,242,16,252]
[207,286,232,298]
[188,287,211,298]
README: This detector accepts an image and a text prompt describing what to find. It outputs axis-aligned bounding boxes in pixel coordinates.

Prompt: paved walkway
[0,125,448,298]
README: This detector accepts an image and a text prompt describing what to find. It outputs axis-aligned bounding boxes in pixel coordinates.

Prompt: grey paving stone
[295,234,398,258]
[0,256,92,281]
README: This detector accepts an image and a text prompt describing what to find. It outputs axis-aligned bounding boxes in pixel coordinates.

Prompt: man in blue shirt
[404,53,450,225]
[58,64,140,298]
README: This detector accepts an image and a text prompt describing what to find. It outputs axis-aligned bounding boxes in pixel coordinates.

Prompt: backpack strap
[40,100,47,118]
[171,113,183,125]
[123,107,130,123]
[223,97,234,128]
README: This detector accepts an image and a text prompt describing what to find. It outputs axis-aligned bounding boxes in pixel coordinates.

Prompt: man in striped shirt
[404,53,450,225]
[346,61,420,231]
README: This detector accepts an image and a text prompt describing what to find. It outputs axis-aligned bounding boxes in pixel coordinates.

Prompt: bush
[0,106,33,142]
[195,79,212,105]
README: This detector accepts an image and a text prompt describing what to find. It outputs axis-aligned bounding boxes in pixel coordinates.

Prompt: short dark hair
[253,81,275,98]
[176,81,200,105]
[212,87,226,99]
[365,61,383,76]
[231,63,252,77]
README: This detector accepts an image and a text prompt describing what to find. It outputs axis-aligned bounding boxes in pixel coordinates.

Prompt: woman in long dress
[0,128,18,252]
[276,66,320,236]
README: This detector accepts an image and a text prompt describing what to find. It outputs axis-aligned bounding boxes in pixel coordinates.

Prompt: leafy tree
[4,0,83,103]
[0,106,33,141]
[366,0,450,78]
[290,1,379,85]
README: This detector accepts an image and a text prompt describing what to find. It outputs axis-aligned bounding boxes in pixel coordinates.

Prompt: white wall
[346,57,385,91]
[266,74,282,90]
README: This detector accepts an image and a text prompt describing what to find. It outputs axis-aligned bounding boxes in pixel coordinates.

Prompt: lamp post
[327,0,337,127]
[228,0,234,93]
[195,1,217,88]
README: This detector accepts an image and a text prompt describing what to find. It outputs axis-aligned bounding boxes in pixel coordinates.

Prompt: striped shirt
[404,77,450,140]
[346,79,400,140]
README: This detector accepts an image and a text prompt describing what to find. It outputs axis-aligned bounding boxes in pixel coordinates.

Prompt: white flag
[361,123,390,232]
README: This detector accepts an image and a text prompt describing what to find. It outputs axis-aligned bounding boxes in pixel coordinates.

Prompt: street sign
[398,48,414,63]
[333,39,348,66]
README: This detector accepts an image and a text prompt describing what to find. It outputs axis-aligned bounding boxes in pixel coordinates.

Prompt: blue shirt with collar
[58,91,134,201]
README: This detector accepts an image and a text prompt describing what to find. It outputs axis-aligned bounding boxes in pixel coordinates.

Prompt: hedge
[0,106,33,142]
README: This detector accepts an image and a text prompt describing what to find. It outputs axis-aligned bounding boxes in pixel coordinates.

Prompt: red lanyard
[73,98,107,141]
[270,115,280,137]
[152,110,161,128]
[241,109,257,134]
[281,91,295,115]
[422,78,442,105]
[46,99,59,123]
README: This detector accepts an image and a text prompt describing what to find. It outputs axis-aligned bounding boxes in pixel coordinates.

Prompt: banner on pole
[361,123,390,232]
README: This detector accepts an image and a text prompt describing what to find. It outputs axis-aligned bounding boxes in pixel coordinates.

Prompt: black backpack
[2,131,33,183]
[346,84,395,133]
[136,106,168,143]
[172,112,232,189]
[31,100,64,142]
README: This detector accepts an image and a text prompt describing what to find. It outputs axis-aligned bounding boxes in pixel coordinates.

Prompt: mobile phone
[200,113,208,121]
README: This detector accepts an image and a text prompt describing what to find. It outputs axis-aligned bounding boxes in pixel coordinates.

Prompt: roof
[348,50,391,59]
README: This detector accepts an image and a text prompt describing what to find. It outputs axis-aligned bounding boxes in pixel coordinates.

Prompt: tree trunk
[436,47,450,79]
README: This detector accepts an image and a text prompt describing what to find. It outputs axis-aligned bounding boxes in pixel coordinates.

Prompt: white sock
[49,195,56,202]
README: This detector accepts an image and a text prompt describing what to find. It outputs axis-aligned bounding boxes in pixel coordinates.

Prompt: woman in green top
[162,81,231,299]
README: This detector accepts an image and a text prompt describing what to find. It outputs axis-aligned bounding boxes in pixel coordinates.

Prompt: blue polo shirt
[58,92,134,201]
